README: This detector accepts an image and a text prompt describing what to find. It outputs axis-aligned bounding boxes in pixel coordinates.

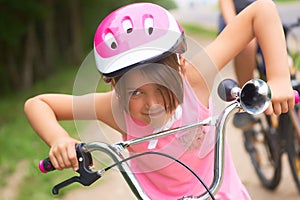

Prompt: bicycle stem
[84,102,240,200]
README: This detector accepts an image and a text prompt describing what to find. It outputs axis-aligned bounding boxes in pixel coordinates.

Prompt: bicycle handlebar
[39,143,93,174]
[39,143,101,195]
[39,79,299,199]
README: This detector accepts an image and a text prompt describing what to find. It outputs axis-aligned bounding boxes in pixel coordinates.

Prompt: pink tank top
[123,79,251,199]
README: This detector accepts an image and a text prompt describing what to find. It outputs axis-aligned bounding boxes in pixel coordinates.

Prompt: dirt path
[61,36,300,200]
[0,160,29,200]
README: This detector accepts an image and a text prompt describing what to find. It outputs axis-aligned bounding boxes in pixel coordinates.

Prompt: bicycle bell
[240,78,271,115]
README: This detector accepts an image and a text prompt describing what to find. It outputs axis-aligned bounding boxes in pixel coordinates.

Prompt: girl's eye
[129,90,142,97]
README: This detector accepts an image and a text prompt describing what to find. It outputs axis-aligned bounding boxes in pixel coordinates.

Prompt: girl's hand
[266,79,295,115]
[48,137,81,171]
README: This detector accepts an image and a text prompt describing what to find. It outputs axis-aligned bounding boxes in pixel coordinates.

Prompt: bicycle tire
[243,114,282,190]
[285,110,300,192]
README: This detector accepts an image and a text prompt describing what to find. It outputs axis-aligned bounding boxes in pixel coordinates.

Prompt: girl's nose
[145,94,159,107]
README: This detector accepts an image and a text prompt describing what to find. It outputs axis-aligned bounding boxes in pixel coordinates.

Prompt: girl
[24,1,294,199]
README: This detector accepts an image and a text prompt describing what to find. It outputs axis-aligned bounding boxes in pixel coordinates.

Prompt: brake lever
[51,143,102,195]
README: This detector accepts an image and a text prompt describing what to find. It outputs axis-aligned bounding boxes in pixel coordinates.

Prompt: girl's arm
[206,0,294,115]
[24,94,80,171]
[24,92,117,171]
[218,0,236,24]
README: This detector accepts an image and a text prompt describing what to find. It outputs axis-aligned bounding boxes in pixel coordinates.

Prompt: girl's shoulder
[184,63,210,108]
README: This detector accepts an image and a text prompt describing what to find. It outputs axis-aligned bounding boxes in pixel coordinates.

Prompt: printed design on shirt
[177,126,206,151]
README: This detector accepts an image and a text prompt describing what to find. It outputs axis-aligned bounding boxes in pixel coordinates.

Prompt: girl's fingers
[273,101,282,115]
[49,146,72,170]
[68,145,79,171]
[49,153,62,170]
[61,150,71,168]
[265,103,273,115]
[48,139,80,170]
[280,101,289,114]
[268,98,293,116]
[290,92,296,109]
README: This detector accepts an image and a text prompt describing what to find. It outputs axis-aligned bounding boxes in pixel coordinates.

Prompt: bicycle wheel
[285,110,300,192]
[243,114,282,190]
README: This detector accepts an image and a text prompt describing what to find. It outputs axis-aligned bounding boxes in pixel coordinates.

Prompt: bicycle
[237,18,300,192]
[38,78,299,199]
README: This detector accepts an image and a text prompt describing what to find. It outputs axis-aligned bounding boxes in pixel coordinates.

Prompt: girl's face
[128,83,171,127]
[113,56,184,128]
[121,69,173,127]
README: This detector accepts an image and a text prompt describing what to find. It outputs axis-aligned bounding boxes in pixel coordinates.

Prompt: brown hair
[112,53,184,113]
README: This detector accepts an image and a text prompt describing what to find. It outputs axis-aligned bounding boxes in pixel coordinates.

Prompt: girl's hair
[112,53,184,113]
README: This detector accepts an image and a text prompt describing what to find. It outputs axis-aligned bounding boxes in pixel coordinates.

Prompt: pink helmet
[93,3,186,77]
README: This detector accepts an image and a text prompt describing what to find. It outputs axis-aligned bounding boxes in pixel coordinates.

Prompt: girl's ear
[179,56,186,75]
[180,56,185,65]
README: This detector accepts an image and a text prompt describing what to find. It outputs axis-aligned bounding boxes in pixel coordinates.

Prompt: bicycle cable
[101,151,216,200]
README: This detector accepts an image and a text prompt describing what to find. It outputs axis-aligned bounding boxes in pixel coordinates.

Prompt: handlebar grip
[294,90,300,104]
[217,79,239,102]
[39,143,93,175]
[39,157,55,173]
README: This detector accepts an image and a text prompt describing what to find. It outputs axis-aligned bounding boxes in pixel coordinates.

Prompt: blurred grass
[276,0,300,2]
[291,52,300,70]
[0,67,76,199]
[182,22,217,38]
[0,66,111,199]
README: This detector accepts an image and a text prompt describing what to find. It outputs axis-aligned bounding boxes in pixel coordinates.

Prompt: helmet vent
[111,42,117,49]
[104,32,118,50]
[122,18,133,34]
[144,16,154,35]
[148,27,153,35]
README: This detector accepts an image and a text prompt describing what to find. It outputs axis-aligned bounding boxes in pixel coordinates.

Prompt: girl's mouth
[148,109,165,118]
